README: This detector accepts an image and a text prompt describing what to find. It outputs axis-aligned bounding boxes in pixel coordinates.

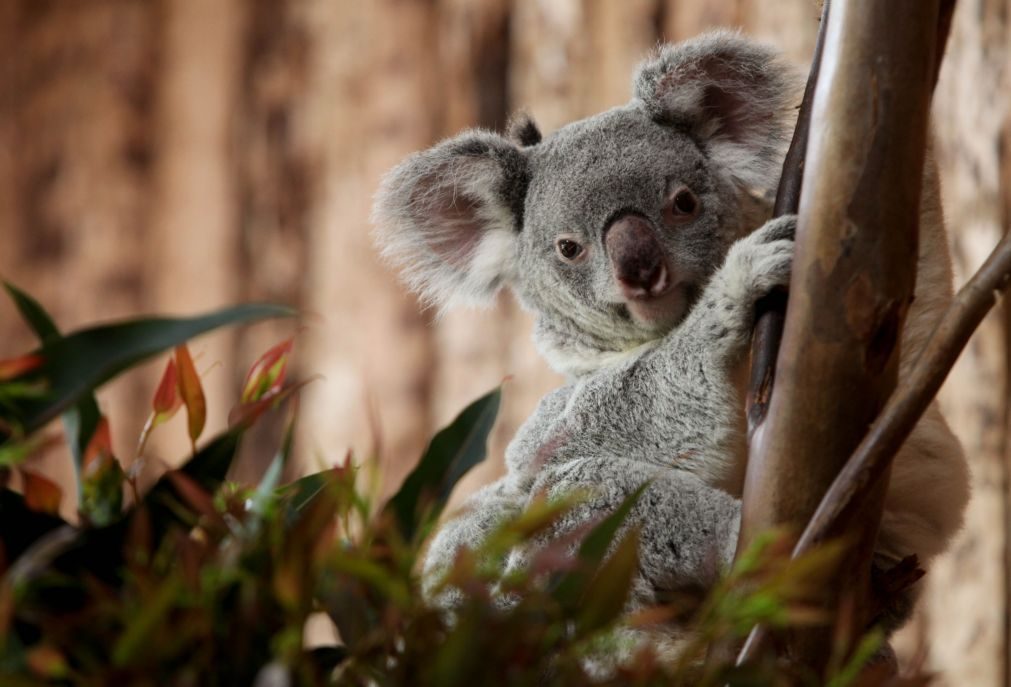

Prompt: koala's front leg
[511,457,741,605]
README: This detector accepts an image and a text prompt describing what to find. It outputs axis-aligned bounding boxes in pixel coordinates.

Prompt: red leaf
[174,345,206,446]
[0,354,43,381]
[240,338,293,404]
[228,376,319,429]
[152,358,182,419]
[82,416,113,472]
[136,358,185,458]
[165,471,226,531]
[20,469,62,515]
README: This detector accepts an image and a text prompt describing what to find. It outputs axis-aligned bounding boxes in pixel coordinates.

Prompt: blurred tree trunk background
[0,1,1008,682]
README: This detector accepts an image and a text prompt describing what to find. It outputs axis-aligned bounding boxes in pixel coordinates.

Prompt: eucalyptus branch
[736,0,960,668]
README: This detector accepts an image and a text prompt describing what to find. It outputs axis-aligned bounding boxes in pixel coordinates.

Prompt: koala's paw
[716,214,796,309]
[682,215,794,354]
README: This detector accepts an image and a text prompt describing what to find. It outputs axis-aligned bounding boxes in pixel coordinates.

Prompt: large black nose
[604,215,669,299]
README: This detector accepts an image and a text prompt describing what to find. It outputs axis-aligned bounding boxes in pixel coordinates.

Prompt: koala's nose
[604,215,670,299]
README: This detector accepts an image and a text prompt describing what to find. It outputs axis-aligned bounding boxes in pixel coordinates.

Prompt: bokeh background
[1,1,1009,683]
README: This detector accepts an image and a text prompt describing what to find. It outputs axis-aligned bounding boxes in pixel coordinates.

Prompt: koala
[372,31,969,632]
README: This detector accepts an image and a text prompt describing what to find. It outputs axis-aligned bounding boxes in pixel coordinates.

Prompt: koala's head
[373,32,797,376]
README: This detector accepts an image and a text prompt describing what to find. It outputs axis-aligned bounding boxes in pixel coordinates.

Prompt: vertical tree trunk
[736,0,941,667]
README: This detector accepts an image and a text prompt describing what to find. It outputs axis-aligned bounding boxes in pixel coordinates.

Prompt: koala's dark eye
[673,189,697,215]
[663,185,701,225]
[555,236,586,263]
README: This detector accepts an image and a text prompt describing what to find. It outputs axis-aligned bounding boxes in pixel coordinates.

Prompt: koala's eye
[555,236,586,263]
[663,185,701,225]
[673,189,697,215]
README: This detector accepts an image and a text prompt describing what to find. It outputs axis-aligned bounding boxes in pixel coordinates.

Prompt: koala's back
[877,143,969,565]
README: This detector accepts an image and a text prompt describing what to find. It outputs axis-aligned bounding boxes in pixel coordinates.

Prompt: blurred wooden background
[0,1,1008,683]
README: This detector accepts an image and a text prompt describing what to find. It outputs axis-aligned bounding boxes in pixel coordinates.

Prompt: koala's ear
[372,131,528,309]
[634,31,799,190]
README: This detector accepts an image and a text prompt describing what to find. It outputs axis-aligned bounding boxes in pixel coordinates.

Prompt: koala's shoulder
[505,385,576,475]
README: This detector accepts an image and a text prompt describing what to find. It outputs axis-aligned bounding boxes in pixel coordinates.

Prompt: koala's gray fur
[372,31,969,636]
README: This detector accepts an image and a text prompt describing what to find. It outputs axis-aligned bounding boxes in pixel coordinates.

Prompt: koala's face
[374,32,796,376]
[515,106,745,366]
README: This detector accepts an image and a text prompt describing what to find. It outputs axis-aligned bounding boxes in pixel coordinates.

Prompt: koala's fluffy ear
[372,131,528,309]
[634,31,799,191]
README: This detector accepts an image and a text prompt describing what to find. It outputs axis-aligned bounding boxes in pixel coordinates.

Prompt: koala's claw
[752,214,797,243]
[719,215,796,304]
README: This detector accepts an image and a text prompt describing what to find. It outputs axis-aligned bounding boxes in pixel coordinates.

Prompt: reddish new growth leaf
[0,354,43,381]
[79,415,125,526]
[229,338,305,429]
[240,338,293,404]
[137,357,185,458]
[82,416,114,472]
[153,358,182,420]
[175,345,206,448]
[20,468,62,515]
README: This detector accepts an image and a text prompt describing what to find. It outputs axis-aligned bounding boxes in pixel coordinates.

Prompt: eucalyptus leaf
[385,388,501,541]
[3,302,295,436]
[3,282,101,492]
[551,482,647,610]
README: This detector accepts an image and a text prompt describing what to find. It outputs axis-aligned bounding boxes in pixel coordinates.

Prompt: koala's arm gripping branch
[734,0,946,671]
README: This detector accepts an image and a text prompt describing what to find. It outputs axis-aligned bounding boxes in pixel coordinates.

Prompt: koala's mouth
[623,282,697,331]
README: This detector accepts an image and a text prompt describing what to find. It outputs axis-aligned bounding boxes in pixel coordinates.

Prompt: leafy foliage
[0,284,892,685]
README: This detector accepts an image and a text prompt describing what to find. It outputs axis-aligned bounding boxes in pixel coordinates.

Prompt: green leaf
[3,302,295,436]
[826,627,884,687]
[0,435,59,469]
[112,576,182,666]
[245,403,298,534]
[385,388,501,541]
[3,283,59,342]
[31,430,243,588]
[551,482,648,609]
[3,282,101,494]
[276,469,334,530]
[79,456,125,528]
[575,528,640,635]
